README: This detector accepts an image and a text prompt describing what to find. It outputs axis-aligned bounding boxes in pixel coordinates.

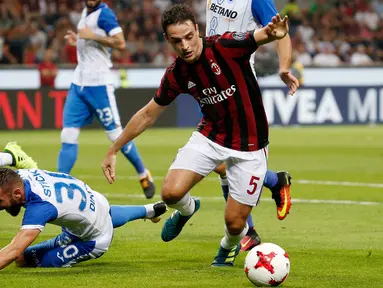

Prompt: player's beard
[85,0,101,8]
[6,199,22,217]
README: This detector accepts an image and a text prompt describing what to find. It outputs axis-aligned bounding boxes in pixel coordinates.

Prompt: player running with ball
[102,4,294,267]
[206,0,299,251]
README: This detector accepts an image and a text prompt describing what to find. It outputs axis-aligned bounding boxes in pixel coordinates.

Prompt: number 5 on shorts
[247,176,260,195]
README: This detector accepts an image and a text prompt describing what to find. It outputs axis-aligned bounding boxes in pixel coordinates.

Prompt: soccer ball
[244,243,290,287]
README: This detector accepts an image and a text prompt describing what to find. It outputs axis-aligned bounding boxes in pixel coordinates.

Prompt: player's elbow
[15,254,27,267]
[116,41,126,50]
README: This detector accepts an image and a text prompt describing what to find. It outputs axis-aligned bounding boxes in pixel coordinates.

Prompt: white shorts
[170,132,268,206]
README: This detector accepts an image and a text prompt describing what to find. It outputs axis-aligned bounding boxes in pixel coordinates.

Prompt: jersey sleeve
[153,66,182,106]
[98,8,122,36]
[21,202,58,231]
[251,0,278,27]
[217,31,258,58]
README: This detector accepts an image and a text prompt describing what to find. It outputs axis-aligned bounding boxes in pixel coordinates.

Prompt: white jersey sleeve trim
[21,224,44,231]
[109,27,122,36]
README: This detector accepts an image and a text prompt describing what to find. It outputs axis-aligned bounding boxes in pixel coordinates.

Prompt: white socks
[139,170,148,179]
[168,192,195,216]
[144,204,155,218]
[0,152,14,167]
[219,175,229,186]
[220,223,249,250]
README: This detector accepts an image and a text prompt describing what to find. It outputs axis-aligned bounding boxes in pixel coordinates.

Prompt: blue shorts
[63,84,121,130]
[23,228,112,268]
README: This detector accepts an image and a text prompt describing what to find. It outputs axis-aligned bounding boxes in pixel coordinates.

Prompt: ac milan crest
[211,62,221,75]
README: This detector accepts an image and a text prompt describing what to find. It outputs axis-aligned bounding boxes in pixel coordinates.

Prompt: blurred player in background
[0,143,167,270]
[102,4,292,267]
[206,0,299,251]
[58,0,155,198]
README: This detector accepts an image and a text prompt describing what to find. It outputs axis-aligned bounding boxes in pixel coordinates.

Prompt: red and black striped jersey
[154,31,269,152]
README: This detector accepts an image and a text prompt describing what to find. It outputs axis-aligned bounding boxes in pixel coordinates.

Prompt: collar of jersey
[23,179,32,206]
[87,3,106,16]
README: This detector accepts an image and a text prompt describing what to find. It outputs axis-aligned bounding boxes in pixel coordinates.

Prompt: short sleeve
[251,0,278,27]
[217,31,258,58]
[21,202,58,231]
[153,66,182,106]
[98,8,122,36]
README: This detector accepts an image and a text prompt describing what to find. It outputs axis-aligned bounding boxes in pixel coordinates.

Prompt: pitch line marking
[78,175,383,189]
[103,193,382,206]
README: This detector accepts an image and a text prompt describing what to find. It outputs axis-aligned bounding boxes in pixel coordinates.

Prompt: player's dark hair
[161,4,196,35]
[0,168,22,194]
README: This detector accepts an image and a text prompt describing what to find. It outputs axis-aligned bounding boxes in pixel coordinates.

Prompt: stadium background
[0,1,382,287]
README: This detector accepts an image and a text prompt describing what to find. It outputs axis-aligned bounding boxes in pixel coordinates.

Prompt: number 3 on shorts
[247,176,260,195]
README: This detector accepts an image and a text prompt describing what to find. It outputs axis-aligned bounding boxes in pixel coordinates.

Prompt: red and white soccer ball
[244,243,290,287]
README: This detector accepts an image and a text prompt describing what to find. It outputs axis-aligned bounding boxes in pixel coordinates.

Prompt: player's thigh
[23,233,103,268]
[37,240,99,267]
[214,162,227,177]
[63,84,93,128]
[169,132,221,177]
[164,132,222,201]
[225,149,268,207]
[84,85,121,130]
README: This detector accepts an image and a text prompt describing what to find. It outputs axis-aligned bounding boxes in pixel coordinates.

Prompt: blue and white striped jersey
[73,3,122,86]
[18,169,111,241]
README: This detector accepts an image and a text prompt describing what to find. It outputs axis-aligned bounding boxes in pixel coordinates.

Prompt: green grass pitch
[0,126,382,288]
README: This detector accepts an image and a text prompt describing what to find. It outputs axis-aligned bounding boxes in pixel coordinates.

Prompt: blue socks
[263,170,278,189]
[110,205,147,228]
[222,184,229,201]
[58,143,78,174]
[121,142,146,175]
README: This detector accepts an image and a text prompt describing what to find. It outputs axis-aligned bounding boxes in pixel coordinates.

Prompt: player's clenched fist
[266,14,289,40]
[102,152,117,184]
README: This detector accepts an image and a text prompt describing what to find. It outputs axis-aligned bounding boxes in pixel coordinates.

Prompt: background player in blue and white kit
[0,166,166,269]
[58,0,155,199]
[206,0,299,251]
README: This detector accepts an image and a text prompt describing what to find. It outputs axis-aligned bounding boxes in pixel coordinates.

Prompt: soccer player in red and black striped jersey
[102,4,290,267]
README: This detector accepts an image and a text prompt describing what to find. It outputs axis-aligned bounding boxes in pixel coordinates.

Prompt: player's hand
[266,14,289,40]
[79,26,95,40]
[279,69,299,95]
[64,30,77,46]
[102,151,117,184]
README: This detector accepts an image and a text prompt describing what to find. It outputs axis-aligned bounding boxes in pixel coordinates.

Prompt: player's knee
[214,163,227,177]
[61,127,80,144]
[161,182,186,205]
[105,127,122,142]
[225,215,247,235]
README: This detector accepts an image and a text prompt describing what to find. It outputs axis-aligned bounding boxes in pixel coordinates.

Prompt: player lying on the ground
[0,143,167,270]
[102,4,290,267]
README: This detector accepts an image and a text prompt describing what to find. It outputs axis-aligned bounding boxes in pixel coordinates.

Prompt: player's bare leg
[214,162,261,251]
[212,194,251,266]
[161,169,204,242]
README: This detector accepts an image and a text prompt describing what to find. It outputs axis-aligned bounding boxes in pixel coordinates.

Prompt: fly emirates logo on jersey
[199,85,237,106]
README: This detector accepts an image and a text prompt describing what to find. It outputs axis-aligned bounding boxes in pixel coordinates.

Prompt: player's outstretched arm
[0,229,40,270]
[254,14,288,46]
[276,33,299,95]
[102,100,166,183]
[79,27,126,50]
